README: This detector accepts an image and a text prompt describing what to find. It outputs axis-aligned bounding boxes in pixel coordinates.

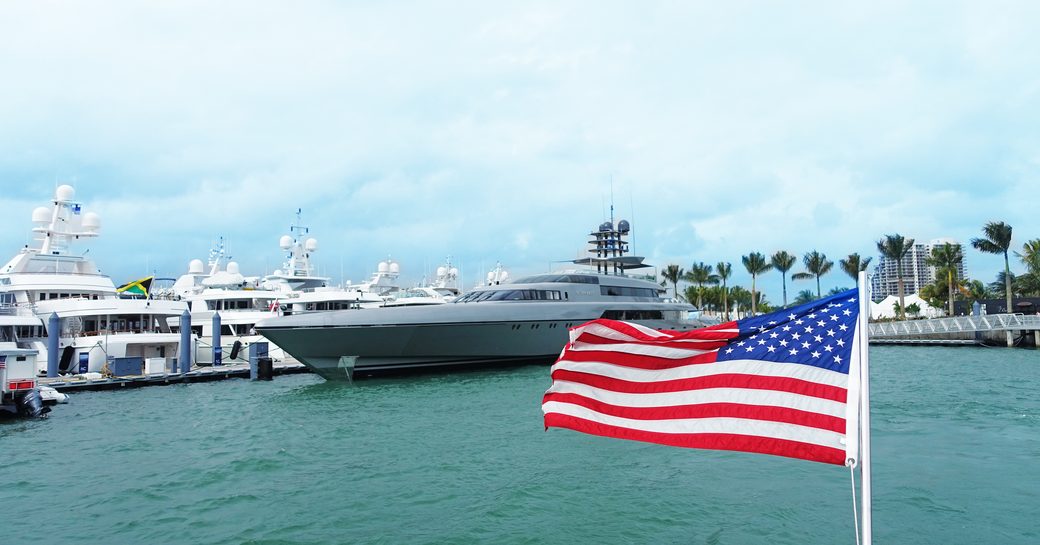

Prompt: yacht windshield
[455,289,563,303]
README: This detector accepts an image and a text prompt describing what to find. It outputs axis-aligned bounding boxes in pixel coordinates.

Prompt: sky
[2,1,1039,304]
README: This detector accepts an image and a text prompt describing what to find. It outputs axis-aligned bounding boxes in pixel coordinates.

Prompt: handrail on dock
[869,313,1040,338]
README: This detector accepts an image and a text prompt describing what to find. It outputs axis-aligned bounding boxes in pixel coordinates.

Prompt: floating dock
[39,360,310,392]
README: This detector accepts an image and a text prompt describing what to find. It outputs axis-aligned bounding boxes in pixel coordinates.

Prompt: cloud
[2,1,1039,303]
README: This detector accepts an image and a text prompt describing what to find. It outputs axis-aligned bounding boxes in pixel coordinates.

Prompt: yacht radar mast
[280,208,317,278]
[34,185,101,256]
[572,217,647,275]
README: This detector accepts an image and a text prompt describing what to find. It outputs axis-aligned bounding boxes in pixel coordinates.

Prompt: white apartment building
[870,238,967,301]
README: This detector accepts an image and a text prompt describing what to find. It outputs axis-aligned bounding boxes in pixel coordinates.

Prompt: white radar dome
[32,206,50,224]
[378,261,389,273]
[436,266,447,277]
[449,267,459,277]
[305,238,318,252]
[55,184,75,202]
[389,262,400,274]
[279,235,293,250]
[487,271,495,283]
[227,261,241,274]
[82,212,101,232]
[188,259,205,274]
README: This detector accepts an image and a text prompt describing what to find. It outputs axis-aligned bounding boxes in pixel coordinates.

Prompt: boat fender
[229,340,243,360]
[58,345,76,374]
[18,389,50,418]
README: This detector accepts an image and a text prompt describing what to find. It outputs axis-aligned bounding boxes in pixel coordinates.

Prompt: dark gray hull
[258,301,703,379]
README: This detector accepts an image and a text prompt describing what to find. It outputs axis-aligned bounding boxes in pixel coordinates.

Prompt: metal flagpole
[857,271,873,544]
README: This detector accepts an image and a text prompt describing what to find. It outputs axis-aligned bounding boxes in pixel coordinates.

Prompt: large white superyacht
[257,219,709,380]
[0,186,188,376]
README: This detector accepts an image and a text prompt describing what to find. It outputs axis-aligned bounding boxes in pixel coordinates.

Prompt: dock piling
[179,310,191,374]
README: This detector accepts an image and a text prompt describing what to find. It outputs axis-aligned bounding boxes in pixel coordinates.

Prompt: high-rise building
[870,238,967,301]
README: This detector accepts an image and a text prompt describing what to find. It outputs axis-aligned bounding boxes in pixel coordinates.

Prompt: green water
[2,346,1037,544]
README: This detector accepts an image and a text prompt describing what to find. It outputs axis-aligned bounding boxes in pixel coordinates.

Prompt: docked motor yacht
[170,240,288,363]
[0,186,188,376]
[257,219,709,380]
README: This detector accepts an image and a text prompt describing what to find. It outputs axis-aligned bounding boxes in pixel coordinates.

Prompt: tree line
[660,221,1040,321]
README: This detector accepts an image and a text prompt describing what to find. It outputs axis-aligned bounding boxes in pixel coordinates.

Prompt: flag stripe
[543,392,846,433]
[552,357,850,388]
[572,320,740,343]
[544,413,847,465]
[550,368,848,403]
[560,347,720,368]
[546,379,847,418]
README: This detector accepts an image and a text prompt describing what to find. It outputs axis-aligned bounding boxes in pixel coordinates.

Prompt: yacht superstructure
[0,186,187,375]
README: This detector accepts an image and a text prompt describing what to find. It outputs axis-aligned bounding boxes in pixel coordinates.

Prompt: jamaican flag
[117,276,153,298]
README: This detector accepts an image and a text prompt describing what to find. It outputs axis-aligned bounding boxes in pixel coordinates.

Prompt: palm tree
[877,234,915,320]
[792,250,834,298]
[925,243,963,316]
[730,286,752,319]
[661,264,684,300]
[770,250,797,307]
[1015,239,1040,296]
[715,262,732,321]
[684,262,718,309]
[741,252,773,315]
[965,279,988,301]
[971,221,1013,312]
[793,289,816,305]
[1017,239,1040,273]
[839,253,872,283]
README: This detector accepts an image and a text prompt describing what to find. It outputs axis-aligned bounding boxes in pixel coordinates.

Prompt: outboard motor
[18,389,50,418]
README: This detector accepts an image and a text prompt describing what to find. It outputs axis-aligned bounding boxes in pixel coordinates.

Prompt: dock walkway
[869,313,1040,346]
[39,360,311,392]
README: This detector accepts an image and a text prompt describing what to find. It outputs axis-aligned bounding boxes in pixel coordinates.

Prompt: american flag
[542,288,864,465]
[0,355,6,369]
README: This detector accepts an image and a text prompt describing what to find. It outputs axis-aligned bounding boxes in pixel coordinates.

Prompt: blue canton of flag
[717,290,860,374]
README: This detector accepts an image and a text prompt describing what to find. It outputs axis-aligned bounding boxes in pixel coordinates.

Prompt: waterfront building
[870,237,967,301]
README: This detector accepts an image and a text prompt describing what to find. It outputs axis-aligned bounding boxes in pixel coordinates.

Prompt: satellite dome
[188,259,204,274]
[389,262,400,274]
[32,206,50,224]
[487,271,495,283]
[436,266,447,277]
[305,238,318,252]
[449,267,458,277]
[378,261,389,273]
[599,221,612,232]
[227,261,241,274]
[55,184,75,202]
[617,220,630,234]
[82,212,101,232]
[279,235,293,250]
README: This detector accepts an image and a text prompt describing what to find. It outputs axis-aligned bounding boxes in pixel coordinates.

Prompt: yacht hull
[259,302,702,379]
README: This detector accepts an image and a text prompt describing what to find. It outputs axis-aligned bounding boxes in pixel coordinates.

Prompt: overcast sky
[2,1,1038,302]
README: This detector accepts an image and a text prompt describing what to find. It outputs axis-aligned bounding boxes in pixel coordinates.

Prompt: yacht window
[600,286,658,298]
[222,325,235,335]
[600,310,664,320]
[513,274,600,285]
